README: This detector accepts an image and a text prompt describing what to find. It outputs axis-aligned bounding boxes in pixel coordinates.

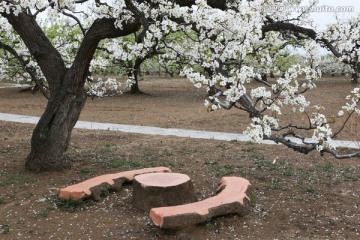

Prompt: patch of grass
[283,166,295,177]
[179,147,193,155]
[217,143,227,150]
[241,143,266,160]
[267,182,282,190]
[17,218,25,225]
[94,156,127,168]
[243,142,256,152]
[341,166,360,181]
[249,192,257,206]
[80,166,94,174]
[205,161,245,177]
[100,143,117,153]
[0,196,4,205]
[1,223,11,235]
[55,198,86,212]
[316,162,334,175]
[31,206,54,219]
[163,149,174,156]
[100,188,110,198]
[249,153,265,161]
[254,160,279,171]
[0,172,33,187]
[204,160,218,166]
[305,185,322,196]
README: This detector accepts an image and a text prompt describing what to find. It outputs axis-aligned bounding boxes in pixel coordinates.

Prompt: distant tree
[319,54,352,77]
[320,16,360,83]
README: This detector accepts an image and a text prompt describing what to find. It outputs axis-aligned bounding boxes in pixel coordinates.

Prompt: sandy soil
[0,76,359,239]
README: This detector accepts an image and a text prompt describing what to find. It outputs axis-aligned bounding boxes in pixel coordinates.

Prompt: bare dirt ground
[0,76,360,239]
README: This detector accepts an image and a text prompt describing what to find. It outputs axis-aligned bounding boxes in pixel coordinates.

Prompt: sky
[303,0,360,29]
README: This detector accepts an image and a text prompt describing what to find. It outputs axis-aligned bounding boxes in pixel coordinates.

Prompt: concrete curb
[0,112,359,149]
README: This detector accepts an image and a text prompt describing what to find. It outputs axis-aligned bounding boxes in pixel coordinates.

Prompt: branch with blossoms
[319,16,360,83]
[0,39,50,98]
[173,0,360,159]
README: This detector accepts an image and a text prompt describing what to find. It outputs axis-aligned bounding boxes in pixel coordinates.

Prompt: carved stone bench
[59,167,171,201]
[149,177,251,229]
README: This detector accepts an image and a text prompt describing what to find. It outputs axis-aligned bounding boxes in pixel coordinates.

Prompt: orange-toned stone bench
[59,167,171,201]
[150,177,251,229]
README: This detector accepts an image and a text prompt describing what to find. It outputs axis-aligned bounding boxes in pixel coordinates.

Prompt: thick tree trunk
[128,60,145,94]
[25,71,87,171]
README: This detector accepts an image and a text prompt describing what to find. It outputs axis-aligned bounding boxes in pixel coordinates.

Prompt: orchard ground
[0,76,360,239]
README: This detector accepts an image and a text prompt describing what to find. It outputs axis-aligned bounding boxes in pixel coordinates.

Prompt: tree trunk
[351,72,358,84]
[261,73,268,82]
[130,79,142,94]
[25,70,87,171]
[128,59,146,94]
[351,65,359,84]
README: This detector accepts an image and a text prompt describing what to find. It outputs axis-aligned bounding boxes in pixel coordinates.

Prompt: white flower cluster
[0,0,75,16]
[87,78,120,98]
[310,113,334,151]
[340,87,360,115]
[320,15,360,80]
[246,116,279,143]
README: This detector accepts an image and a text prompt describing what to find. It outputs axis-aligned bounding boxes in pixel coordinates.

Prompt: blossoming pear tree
[318,54,352,77]
[320,15,360,83]
[1,0,360,172]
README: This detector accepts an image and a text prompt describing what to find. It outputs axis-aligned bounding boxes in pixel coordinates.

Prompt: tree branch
[3,12,66,93]
[0,40,50,98]
[71,18,140,84]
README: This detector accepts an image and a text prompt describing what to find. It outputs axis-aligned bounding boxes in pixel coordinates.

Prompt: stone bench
[59,167,171,201]
[149,177,251,229]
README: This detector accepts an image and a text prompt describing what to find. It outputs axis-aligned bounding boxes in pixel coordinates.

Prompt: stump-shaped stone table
[132,172,197,211]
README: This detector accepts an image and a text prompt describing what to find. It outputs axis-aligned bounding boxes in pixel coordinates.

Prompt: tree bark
[261,73,268,82]
[351,65,359,84]
[25,69,87,171]
[129,78,142,94]
[351,72,358,84]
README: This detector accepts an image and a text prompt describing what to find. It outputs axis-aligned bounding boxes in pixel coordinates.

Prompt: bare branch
[61,11,86,35]
[323,148,360,159]
[0,40,50,98]
[332,110,356,139]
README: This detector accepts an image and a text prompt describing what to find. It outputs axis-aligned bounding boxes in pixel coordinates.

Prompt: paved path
[0,112,359,149]
[0,84,29,89]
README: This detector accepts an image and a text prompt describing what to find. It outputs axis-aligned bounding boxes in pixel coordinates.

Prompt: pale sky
[305,0,360,29]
